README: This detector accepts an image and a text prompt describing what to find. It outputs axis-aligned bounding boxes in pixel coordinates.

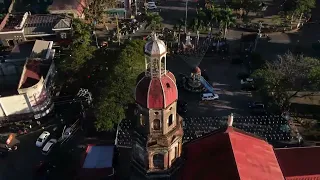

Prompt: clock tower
[132,33,184,179]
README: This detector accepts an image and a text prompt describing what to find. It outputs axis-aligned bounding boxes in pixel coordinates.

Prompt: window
[153,153,164,169]
[140,114,145,126]
[153,119,160,130]
[166,83,170,88]
[60,33,67,39]
[175,146,178,159]
[154,112,159,115]
[168,114,173,126]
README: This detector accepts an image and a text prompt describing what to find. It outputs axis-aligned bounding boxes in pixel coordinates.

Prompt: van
[201,93,219,101]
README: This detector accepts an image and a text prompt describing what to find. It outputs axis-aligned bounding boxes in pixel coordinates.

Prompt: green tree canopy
[252,52,320,111]
[59,19,96,74]
[84,0,117,25]
[94,40,145,131]
[218,8,236,38]
[145,13,163,30]
[231,0,260,15]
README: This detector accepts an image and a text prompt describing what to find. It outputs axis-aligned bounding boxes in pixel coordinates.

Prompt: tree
[84,0,117,25]
[294,0,315,28]
[218,8,236,38]
[282,0,315,28]
[94,40,145,131]
[145,13,163,30]
[58,19,96,75]
[231,0,260,17]
[252,52,320,111]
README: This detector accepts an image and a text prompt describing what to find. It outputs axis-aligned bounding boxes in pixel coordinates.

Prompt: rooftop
[24,15,71,36]
[8,41,35,60]
[77,145,115,180]
[180,126,284,180]
[18,58,51,89]
[48,0,86,17]
[116,115,293,148]
[1,13,25,32]
[275,146,320,179]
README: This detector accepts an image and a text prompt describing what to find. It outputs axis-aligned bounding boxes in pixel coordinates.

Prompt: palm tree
[145,13,163,31]
[218,8,236,39]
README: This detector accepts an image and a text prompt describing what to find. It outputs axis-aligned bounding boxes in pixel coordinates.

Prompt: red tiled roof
[48,0,86,16]
[135,72,177,109]
[275,147,320,179]
[180,127,284,180]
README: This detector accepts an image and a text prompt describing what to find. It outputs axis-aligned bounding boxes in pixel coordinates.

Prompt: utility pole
[184,0,188,33]
[135,0,138,17]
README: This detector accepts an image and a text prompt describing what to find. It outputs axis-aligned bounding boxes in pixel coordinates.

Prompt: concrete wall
[0,94,31,116]
[0,31,25,46]
[18,77,45,107]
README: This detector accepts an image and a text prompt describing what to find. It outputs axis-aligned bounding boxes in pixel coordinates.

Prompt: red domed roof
[135,72,177,109]
[193,67,201,73]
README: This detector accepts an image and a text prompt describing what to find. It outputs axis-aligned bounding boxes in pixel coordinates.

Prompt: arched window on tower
[161,57,165,73]
[153,153,164,169]
[153,119,161,130]
[168,114,173,126]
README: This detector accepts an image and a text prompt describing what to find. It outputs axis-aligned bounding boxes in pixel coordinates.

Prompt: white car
[147,2,157,10]
[201,93,219,101]
[42,139,57,155]
[240,78,254,85]
[36,131,50,147]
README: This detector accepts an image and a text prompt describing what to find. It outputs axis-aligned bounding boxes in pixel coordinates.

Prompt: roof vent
[227,113,234,127]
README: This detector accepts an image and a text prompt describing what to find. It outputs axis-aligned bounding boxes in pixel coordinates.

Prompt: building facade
[131,34,184,178]
[0,12,72,47]
[0,40,56,122]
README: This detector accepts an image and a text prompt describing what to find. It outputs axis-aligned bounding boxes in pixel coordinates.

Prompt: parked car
[201,93,219,101]
[248,102,266,115]
[42,139,57,155]
[36,131,50,147]
[241,78,256,91]
[147,2,157,9]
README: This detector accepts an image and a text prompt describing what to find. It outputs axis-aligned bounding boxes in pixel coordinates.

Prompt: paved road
[0,119,86,180]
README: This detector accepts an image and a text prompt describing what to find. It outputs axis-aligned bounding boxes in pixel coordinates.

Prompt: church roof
[135,72,177,109]
[275,147,320,179]
[116,115,293,148]
[180,127,284,180]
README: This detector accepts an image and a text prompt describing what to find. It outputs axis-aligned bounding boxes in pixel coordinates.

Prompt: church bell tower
[132,34,184,178]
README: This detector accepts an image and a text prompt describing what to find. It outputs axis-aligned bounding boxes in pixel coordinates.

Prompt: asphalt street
[0,118,86,180]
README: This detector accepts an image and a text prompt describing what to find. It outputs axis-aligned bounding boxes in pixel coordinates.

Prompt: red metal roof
[180,127,284,180]
[275,147,320,179]
[135,72,177,109]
